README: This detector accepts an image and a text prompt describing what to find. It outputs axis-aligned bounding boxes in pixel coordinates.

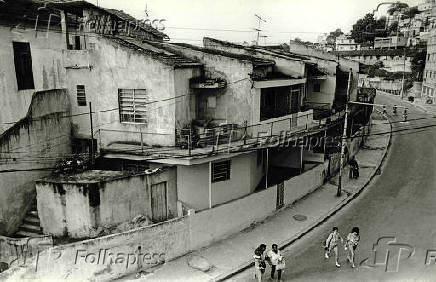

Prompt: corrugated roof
[108,36,202,68]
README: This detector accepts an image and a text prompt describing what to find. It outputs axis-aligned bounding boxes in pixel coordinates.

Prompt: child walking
[324,226,344,267]
[345,227,360,268]
[253,244,267,281]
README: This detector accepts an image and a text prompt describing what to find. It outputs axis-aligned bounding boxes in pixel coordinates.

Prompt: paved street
[231,92,436,281]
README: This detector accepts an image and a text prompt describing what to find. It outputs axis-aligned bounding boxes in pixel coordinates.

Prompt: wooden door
[151,182,168,222]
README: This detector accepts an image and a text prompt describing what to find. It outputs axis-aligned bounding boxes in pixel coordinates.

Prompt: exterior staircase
[14,202,44,238]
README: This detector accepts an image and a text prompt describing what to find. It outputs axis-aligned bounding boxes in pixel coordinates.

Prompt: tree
[350,14,387,44]
[404,6,419,19]
[387,2,409,15]
[326,29,343,45]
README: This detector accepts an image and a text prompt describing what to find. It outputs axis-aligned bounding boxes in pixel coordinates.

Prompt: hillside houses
[0,0,364,243]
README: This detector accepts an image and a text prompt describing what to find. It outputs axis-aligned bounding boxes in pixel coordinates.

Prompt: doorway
[151,182,168,222]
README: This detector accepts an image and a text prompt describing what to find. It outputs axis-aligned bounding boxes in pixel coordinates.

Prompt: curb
[215,115,393,282]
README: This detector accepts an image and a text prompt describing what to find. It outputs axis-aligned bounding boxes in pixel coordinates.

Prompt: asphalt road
[231,92,436,281]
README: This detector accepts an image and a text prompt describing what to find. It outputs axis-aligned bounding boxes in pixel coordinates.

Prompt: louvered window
[211,160,231,183]
[77,85,86,106]
[118,89,147,123]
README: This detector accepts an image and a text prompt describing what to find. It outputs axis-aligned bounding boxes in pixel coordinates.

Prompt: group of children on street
[253,244,285,281]
[253,227,360,281]
[324,226,360,268]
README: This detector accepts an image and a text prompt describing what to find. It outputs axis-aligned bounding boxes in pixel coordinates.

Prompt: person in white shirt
[345,227,360,268]
[324,226,344,267]
[266,244,284,281]
[253,244,266,282]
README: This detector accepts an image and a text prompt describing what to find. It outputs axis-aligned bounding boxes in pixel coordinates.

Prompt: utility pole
[254,14,266,46]
[337,68,352,197]
[89,102,95,166]
[401,47,406,99]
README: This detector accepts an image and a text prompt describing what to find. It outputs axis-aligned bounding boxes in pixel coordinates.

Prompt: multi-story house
[335,49,412,73]
[422,29,436,103]
[374,36,408,49]
[0,0,362,242]
[335,34,361,51]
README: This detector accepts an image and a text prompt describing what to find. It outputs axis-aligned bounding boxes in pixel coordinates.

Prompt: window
[68,35,83,50]
[13,42,34,90]
[118,89,147,123]
[211,160,231,182]
[76,85,86,106]
[313,83,321,92]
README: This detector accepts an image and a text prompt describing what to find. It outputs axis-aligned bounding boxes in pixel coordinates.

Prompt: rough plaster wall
[177,152,263,210]
[163,45,255,126]
[37,168,177,238]
[1,217,191,281]
[283,164,325,205]
[189,185,277,250]
[0,27,66,134]
[203,38,306,78]
[0,89,72,235]
[67,36,179,146]
[174,68,201,130]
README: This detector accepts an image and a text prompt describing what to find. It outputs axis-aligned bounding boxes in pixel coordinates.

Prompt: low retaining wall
[283,163,326,205]
[190,186,277,250]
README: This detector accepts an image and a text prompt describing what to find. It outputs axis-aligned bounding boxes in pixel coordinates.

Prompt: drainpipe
[208,161,212,209]
[265,149,269,189]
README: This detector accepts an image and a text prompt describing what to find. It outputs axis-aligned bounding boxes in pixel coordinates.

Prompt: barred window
[118,89,147,123]
[76,85,86,106]
[212,160,231,183]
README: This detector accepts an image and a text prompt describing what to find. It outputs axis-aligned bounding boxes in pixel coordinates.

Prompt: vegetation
[350,13,387,44]
[326,29,344,45]
[387,2,409,15]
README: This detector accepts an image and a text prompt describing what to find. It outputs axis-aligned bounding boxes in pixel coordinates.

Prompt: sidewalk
[118,119,391,282]
[381,90,436,116]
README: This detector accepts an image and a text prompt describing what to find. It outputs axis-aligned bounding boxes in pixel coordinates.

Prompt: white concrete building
[335,35,361,51]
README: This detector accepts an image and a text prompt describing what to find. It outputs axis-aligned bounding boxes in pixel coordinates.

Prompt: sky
[92,0,421,45]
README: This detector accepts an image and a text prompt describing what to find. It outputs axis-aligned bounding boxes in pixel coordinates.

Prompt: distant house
[374,36,408,49]
[335,49,412,73]
[335,35,361,51]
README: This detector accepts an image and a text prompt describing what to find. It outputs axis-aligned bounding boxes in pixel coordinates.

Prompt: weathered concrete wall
[177,151,264,211]
[203,37,306,78]
[65,36,200,147]
[287,41,360,101]
[1,217,190,281]
[0,89,71,235]
[283,163,326,205]
[36,168,177,238]
[159,44,256,126]
[0,27,67,134]
[174,68,202,130]
[190,185,277,250]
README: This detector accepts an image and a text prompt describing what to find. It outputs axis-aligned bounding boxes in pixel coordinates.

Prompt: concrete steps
[14,202,44,238]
